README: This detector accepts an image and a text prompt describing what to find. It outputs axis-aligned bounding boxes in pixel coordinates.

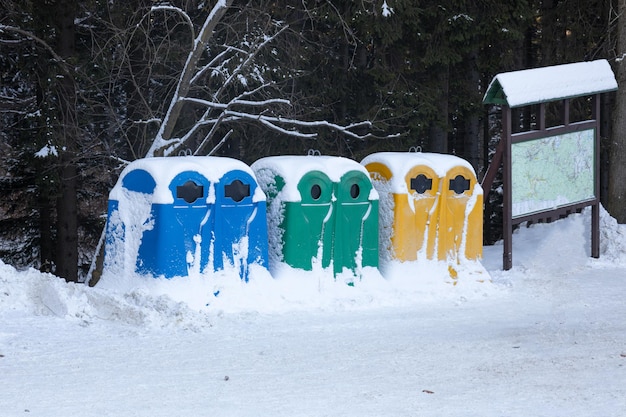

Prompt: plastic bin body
[333,170,379,274]
[252,156,379,275]
[104,156,268,280]
[439,164,483,261]
[364,161,440,261]
[282,170,334,270]
[213,169,269,278]
[362,152,483,264]
[136,170,213,277]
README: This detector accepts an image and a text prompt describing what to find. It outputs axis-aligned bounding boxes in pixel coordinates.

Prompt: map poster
[511,129,596,219]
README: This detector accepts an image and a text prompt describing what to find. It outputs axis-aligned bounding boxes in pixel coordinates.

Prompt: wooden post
[502,106,513,270]
[562,99,570,126]
[592,94,601,258]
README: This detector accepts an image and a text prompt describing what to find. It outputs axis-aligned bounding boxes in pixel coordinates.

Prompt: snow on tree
[144,0,391,159]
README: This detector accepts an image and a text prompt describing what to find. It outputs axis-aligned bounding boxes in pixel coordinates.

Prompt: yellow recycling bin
[438,162,483,263]
[361,152,482,265]
[361,153,439,262]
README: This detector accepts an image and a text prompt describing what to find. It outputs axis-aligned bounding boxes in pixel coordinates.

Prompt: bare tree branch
[211,24,290,101]
[0,94,36,112]
[190,46,246,85]
[206,130,233,156]
[180,96,291,109]
[0,24,69,72]
[142,1,396,159]
[222,110,396,140]
[149,5,196,48]
[147,0,235,157]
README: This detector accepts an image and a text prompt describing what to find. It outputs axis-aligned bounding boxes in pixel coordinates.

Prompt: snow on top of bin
[361,152,476,194]
[110,156,265,204]
[251,155,377,202]
[483,59,617,108]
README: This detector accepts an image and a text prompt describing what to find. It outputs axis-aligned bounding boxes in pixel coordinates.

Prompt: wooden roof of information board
[483,59,617,108]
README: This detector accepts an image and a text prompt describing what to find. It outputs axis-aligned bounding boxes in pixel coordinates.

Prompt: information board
[511,129,595,219]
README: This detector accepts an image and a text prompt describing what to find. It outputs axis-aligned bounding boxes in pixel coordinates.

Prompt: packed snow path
[1,209,625,416]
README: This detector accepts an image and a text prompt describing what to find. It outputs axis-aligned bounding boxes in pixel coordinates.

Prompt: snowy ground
[1,207,625,417]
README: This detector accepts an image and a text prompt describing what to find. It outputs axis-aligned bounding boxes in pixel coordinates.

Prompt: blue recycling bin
[103,156,268,280]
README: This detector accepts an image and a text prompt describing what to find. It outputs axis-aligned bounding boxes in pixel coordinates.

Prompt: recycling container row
[102,152,482,281]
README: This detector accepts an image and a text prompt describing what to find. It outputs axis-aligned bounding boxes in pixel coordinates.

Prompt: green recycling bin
[334,169,379,273]
[252,155,378,276]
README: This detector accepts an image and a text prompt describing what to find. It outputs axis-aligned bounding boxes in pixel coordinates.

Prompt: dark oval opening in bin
[224,179,250,202]
[449,175,471,194]
[350,183,360,199]
[177,180,204,203]
[310,184,322,200]
[410,174,432,194]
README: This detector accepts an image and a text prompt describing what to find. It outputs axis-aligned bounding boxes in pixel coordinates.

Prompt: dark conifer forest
[0,0,623,280]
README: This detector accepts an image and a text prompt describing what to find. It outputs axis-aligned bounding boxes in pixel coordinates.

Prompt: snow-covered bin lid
[483,59,618,108]
[109,156,265,204]
[251,155,378,202]
[361,152,476,194]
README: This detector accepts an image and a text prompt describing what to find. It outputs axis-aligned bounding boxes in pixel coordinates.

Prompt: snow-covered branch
[256,118,318,138]
[223,110,392,140]
[144,1,392,159]
[146,0,235,157]
[180,96,290,109]
[148,5,195,50]
[133,118,161,126]
[190,46,247,85]
[211,24,289,101]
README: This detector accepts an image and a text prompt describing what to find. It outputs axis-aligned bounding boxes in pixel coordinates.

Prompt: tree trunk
[429,65,449,153]
[53,0,79,281]
[538,0,557,65]
[464,49,481,171]
[38,186,54,272]
[607,0,626,223]
[56,160,79,281]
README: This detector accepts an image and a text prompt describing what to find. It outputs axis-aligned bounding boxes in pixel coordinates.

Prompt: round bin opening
[177,180,204,204]
[450,175,471,195]
[350,183,360,199]
[410,174,432,194]
[311,184,322,200]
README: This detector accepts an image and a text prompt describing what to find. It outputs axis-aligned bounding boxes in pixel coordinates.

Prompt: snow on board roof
[360,152,477,194]
[110,156,264,204]
[251,155,375,202]
[483,59,617,108]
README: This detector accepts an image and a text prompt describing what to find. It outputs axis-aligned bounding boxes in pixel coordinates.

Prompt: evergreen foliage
[0,0,621,275]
